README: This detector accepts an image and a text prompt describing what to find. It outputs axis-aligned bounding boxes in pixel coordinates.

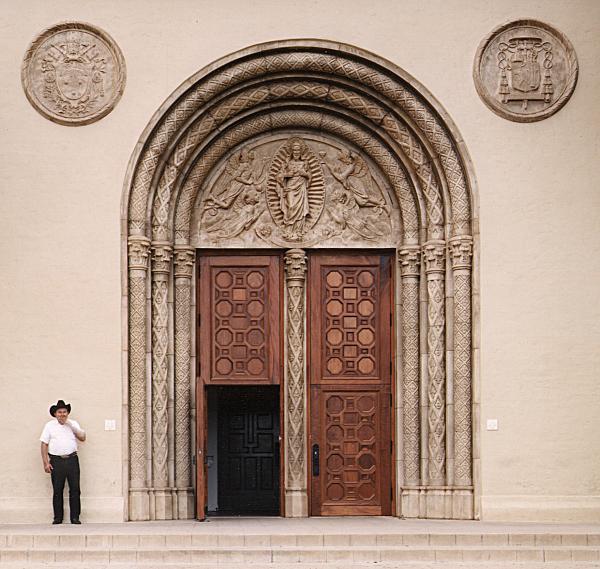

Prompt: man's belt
[49,452,77,459]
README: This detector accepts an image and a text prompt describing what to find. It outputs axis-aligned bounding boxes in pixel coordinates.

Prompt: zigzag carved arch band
[123,39,478,521]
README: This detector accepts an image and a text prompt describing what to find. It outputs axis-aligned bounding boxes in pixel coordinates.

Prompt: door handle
[312,444,320,476]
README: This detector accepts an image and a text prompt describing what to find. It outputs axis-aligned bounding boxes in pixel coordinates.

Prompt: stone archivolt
[123,40,476,520]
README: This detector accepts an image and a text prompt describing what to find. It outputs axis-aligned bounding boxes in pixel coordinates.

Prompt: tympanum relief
[193,135,397,249]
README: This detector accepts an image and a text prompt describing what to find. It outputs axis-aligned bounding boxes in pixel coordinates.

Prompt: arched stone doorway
[122,40,479,521]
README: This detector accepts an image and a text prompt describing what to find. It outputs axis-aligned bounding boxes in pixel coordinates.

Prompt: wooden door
[309,253,393,516]
[196,253,282,519]
[217,386,280,514]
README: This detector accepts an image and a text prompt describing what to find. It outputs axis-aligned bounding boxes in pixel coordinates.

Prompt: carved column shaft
[128,236,151,521]
[173,247,195,519]
[449,236,473,487]
[284,249,308,517]
[399,246,421,486]
[423,240,446,486]
[151,242,173,519]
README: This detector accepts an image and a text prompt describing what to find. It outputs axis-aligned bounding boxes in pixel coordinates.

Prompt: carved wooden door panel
[198,253,281,385]
[309,253,392,516]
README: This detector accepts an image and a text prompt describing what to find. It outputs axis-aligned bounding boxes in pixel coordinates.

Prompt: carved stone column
[151,242,173,519]
[398,246,421,487]
[127,236,151,521]
[283,249,308,517]
[423,240,446,487]
[173,246,195,519]
[449,236,473,488]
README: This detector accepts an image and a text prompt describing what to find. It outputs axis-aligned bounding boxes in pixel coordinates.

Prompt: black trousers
[49,454,81,522]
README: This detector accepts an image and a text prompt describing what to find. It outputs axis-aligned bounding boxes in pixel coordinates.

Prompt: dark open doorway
[207,386,280,516]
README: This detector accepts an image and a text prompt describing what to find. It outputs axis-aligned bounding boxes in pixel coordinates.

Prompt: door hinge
[390,439,393,454]
[197,314,201,327]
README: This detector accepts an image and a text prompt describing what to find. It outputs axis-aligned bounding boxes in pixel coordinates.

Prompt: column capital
[128,236,151,271]
[423,240,446,274]
[398,245,421,278]
[151,242,173,275]
[448,235,473,270]
[173,246,195,279]
[284,249,307,282]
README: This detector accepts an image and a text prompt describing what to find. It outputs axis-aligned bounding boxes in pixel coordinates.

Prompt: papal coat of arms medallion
[474,20,578,122]
[21,22,126,126]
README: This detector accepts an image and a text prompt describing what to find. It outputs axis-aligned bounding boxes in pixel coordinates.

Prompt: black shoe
[52,520,62,525]
[71,519,81,524]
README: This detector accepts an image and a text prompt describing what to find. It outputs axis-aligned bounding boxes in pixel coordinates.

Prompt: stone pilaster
[283,249,308,517]
[127,236,151,521]
[173,246,195,519]
[151,241,173,520]
[449,236,473,488]
[398,246,421,487]
[423,240,446,486]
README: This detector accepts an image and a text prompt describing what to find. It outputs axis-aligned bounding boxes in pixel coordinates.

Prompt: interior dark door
[217,386,280,514]
[309,252,393,516]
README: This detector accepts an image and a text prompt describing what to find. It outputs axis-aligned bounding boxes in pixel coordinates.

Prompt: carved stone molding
[449,236,473,488]
[474,19,578,122]
[127,236,151,521]
[284,249,308,517]
[150,243,173,519]
[449,236,473,271]
[423,240,446,486]
[398,247,421,486]
[21,22,126,126]
[173,246,195,519]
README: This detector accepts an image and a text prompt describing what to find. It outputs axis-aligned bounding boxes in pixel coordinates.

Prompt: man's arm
[68,420,86,442]
[41,442,52,473]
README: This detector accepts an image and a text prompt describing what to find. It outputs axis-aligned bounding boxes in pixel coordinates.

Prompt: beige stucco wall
[0,0,598,523]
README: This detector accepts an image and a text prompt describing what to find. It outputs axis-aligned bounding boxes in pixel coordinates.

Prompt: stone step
[2,533,600,547]
[1,545,600,564]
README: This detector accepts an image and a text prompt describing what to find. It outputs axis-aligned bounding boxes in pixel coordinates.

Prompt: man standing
[40,400,86,524]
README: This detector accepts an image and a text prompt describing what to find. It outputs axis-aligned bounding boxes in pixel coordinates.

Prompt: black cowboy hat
[49,399,71,417]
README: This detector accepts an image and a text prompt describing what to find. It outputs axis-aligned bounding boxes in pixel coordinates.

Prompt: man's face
[55,409,69,424]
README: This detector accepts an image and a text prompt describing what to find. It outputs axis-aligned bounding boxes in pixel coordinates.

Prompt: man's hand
[43,462,52,474]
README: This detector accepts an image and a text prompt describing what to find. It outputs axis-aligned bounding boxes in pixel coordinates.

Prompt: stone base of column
[285,489,308,517]
[176,488,195,519]
[128,489,150,521]
[400,487,474,519]
[152,488,174,520]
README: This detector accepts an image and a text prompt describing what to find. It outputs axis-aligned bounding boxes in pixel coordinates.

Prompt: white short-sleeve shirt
[40,419,81,456]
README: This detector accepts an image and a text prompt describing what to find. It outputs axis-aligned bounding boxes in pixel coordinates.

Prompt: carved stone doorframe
[122,40,479,520]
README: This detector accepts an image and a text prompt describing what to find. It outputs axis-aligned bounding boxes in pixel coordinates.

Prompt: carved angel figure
[201,148,267,238]
[325,149,389,215]
[329,189,386,240]
[276,139,312,239]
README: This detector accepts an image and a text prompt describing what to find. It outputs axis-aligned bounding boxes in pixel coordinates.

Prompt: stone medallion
[474,19,578,122]
[21,22,126,126]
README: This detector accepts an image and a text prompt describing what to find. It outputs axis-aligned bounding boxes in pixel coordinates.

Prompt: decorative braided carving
[423,240,446,485]
[449,236,473,486]
[173,247,194,499]
[129,49,470,238]
[284,249,308,490]
[151,243,172,490]
[128,237,150,493]
[398,246,421,485]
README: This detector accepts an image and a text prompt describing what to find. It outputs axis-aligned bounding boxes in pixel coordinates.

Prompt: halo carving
[266,137,325,241]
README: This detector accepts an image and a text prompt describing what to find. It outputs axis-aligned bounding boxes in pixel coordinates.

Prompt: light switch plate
[104,419,116,431]
[486,419,498,431]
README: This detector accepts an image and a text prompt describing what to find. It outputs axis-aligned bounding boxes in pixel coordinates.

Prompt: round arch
[122,39,479,520]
